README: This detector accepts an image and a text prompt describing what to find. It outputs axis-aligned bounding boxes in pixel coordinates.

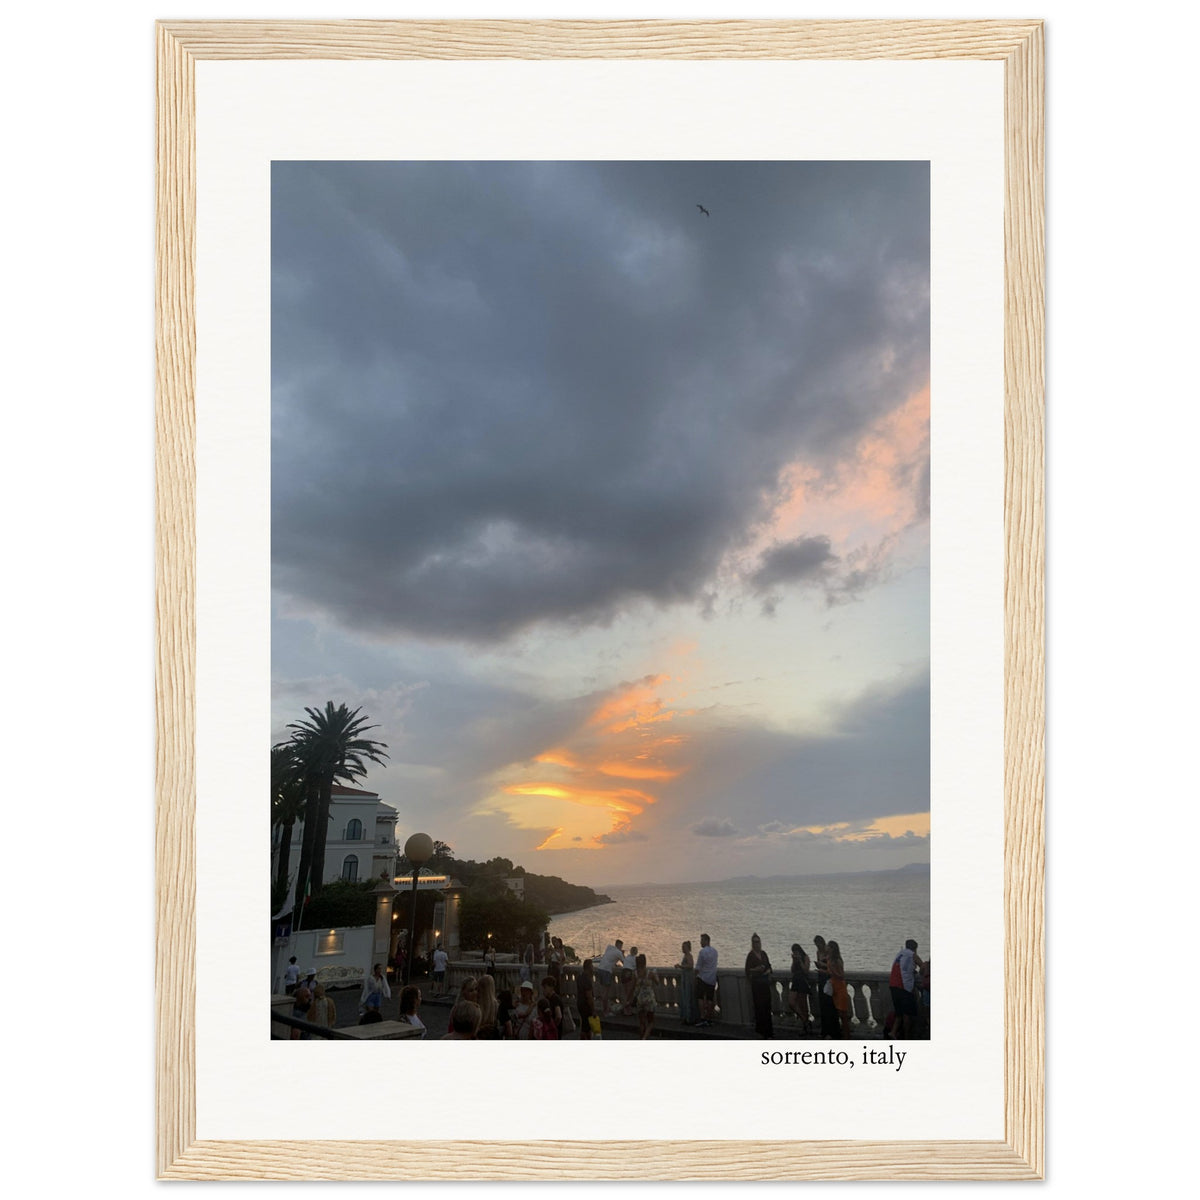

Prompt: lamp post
[402,832,434,986]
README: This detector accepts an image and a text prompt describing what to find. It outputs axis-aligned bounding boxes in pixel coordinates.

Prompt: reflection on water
[549,870,930,972]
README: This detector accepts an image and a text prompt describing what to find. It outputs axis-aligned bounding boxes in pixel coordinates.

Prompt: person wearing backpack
[888,939,923,1039]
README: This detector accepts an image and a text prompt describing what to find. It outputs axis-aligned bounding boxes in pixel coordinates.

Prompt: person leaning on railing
[745,933,774,1039]
[826,940,852,1039]
[788,943,814,1034]
[633,954,661,1040]
[813,936,837,1038]
[676,941,699,1026]
[695,934,718,1027]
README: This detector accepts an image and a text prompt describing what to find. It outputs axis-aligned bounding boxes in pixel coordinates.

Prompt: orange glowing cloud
[481,673,692,851]
[607,707,676,735]
[587,674,675,733]
[534,827,564,851]
[534,749,582,770]
[502,781,655,814]
[597,759,683,781]
[754,384,930,554]
[854,811,930,841]
[779,811,930,844]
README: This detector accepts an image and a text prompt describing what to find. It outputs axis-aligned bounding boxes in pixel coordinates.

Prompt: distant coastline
[547,894,615,920]
[592,862,930,893]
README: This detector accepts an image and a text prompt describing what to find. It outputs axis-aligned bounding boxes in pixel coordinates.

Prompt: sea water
[548,869,930,973]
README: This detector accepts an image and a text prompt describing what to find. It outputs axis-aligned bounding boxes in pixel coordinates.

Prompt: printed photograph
[269,161,931,1045]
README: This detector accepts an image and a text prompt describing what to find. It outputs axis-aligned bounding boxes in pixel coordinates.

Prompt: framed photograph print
[156,18,1044,1181]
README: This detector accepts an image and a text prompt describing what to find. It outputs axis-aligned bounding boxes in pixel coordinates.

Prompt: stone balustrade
[442,961,894,1034]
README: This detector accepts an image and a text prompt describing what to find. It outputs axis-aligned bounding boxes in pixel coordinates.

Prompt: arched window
[345,818,362,841]
[341,855,359,882]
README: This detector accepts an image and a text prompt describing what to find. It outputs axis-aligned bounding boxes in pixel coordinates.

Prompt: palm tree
[270,742,306,898]
[287,702,389,907]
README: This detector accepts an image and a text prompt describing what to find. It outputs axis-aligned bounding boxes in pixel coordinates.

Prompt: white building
[274,784,399,887]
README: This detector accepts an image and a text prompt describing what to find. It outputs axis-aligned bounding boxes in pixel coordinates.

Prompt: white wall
[271,925,376,994]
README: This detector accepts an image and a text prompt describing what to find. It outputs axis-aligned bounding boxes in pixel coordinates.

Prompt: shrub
[302,878,377,928]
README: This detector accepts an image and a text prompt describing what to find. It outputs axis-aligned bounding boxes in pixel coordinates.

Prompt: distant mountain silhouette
[598,862,931,890]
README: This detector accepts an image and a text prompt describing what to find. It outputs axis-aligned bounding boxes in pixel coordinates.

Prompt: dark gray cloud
[667,668,930,832]
[821,538,897,607]
[757,820,789,834]
[749,536,838,592]
[691,817,741,838]
[273,161,929,643]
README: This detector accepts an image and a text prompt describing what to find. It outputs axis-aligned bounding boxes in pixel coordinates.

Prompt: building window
[341,855,359,882]
[345,818,363,841]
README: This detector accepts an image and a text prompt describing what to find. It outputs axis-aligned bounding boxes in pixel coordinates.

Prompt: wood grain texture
[155,18,1044,1181]
[1002,21,1046,1182]
[158,18,1042,60]
[155,20,197,1180]
[160,1139,1038,1182]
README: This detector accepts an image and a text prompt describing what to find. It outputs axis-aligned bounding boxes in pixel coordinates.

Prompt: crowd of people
[735,932,930,1040]
[588,930,930,1041]
[388,972,579,1040]
[282,931,930,1041]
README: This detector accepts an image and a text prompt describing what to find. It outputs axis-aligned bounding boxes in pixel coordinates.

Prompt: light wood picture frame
[156,18,1043,1181]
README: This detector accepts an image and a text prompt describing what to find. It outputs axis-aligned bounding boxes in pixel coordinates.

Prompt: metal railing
[271,1011,357,1040]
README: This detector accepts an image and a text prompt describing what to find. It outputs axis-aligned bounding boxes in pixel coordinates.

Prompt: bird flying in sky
[696,204,710,217]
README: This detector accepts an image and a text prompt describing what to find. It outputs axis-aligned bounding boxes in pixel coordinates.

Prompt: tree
[287,702,388,906]
[270,742,306,900]
[302,878,378,928]
[397,838,454,877]
[459,889,549,954]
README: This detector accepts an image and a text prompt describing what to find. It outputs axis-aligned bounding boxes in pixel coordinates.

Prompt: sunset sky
[271,161,930,887]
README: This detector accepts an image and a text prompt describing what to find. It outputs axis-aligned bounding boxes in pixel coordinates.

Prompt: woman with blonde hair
[476,974,500,1040]
[307,982,337,1032]
[442,1001,482,1040]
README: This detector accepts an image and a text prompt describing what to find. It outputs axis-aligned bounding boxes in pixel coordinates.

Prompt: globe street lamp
[402,832,434,986]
